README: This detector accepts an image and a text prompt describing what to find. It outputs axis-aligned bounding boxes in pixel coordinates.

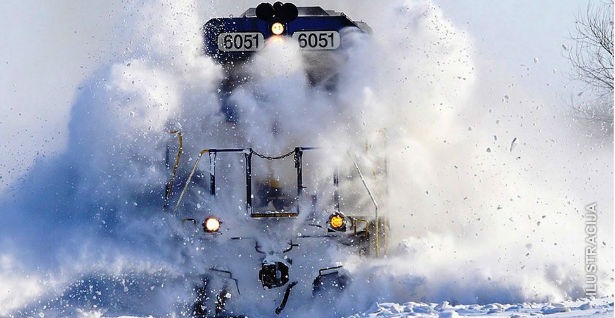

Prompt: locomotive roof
[241,6,345,18]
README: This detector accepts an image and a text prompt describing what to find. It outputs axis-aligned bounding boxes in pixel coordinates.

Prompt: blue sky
[437,0,589,99]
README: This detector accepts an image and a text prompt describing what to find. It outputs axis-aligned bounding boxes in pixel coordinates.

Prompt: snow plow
[162,3,388,317]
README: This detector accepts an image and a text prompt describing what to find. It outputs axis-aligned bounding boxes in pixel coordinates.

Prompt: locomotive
[164,3,388,317]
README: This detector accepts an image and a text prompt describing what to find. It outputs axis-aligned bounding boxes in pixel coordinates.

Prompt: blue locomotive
[164,3,387,317]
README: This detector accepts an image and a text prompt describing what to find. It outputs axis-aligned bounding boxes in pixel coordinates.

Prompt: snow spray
[0,0,611,316]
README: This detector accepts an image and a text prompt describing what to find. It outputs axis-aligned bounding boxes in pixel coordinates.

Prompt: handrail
[164,130,183,209]
[173,148,209,213]
[169,146,317,215]
[349,152,380,257]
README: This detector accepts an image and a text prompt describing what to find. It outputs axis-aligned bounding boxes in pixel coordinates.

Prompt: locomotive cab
[203,2,371,122]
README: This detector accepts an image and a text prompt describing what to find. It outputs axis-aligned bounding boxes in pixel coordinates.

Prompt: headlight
[203,216,221,233]
[328,212,346,232]
[271,22,284,35]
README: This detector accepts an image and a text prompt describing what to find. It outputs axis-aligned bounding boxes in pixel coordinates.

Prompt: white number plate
[218,32,264,52]
[292,31,340,50]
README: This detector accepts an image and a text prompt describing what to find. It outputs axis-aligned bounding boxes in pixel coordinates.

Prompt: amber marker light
[329,213,346,231]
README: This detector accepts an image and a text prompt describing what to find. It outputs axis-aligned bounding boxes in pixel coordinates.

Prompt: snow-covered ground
[349,298,614,318]
[85,298,613,318]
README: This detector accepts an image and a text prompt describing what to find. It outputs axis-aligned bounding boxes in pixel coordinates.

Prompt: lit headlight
[328,212,346,232]
[203,216,221,233]
[271,22,284,35]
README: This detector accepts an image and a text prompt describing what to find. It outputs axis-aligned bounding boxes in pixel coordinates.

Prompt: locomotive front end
[163,3,387,317]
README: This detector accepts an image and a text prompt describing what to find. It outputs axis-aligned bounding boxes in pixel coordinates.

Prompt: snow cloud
[0,0,611,316]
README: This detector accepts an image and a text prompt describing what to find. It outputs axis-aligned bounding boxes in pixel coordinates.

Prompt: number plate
[292,31,340,50]
[218,32,264,52]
